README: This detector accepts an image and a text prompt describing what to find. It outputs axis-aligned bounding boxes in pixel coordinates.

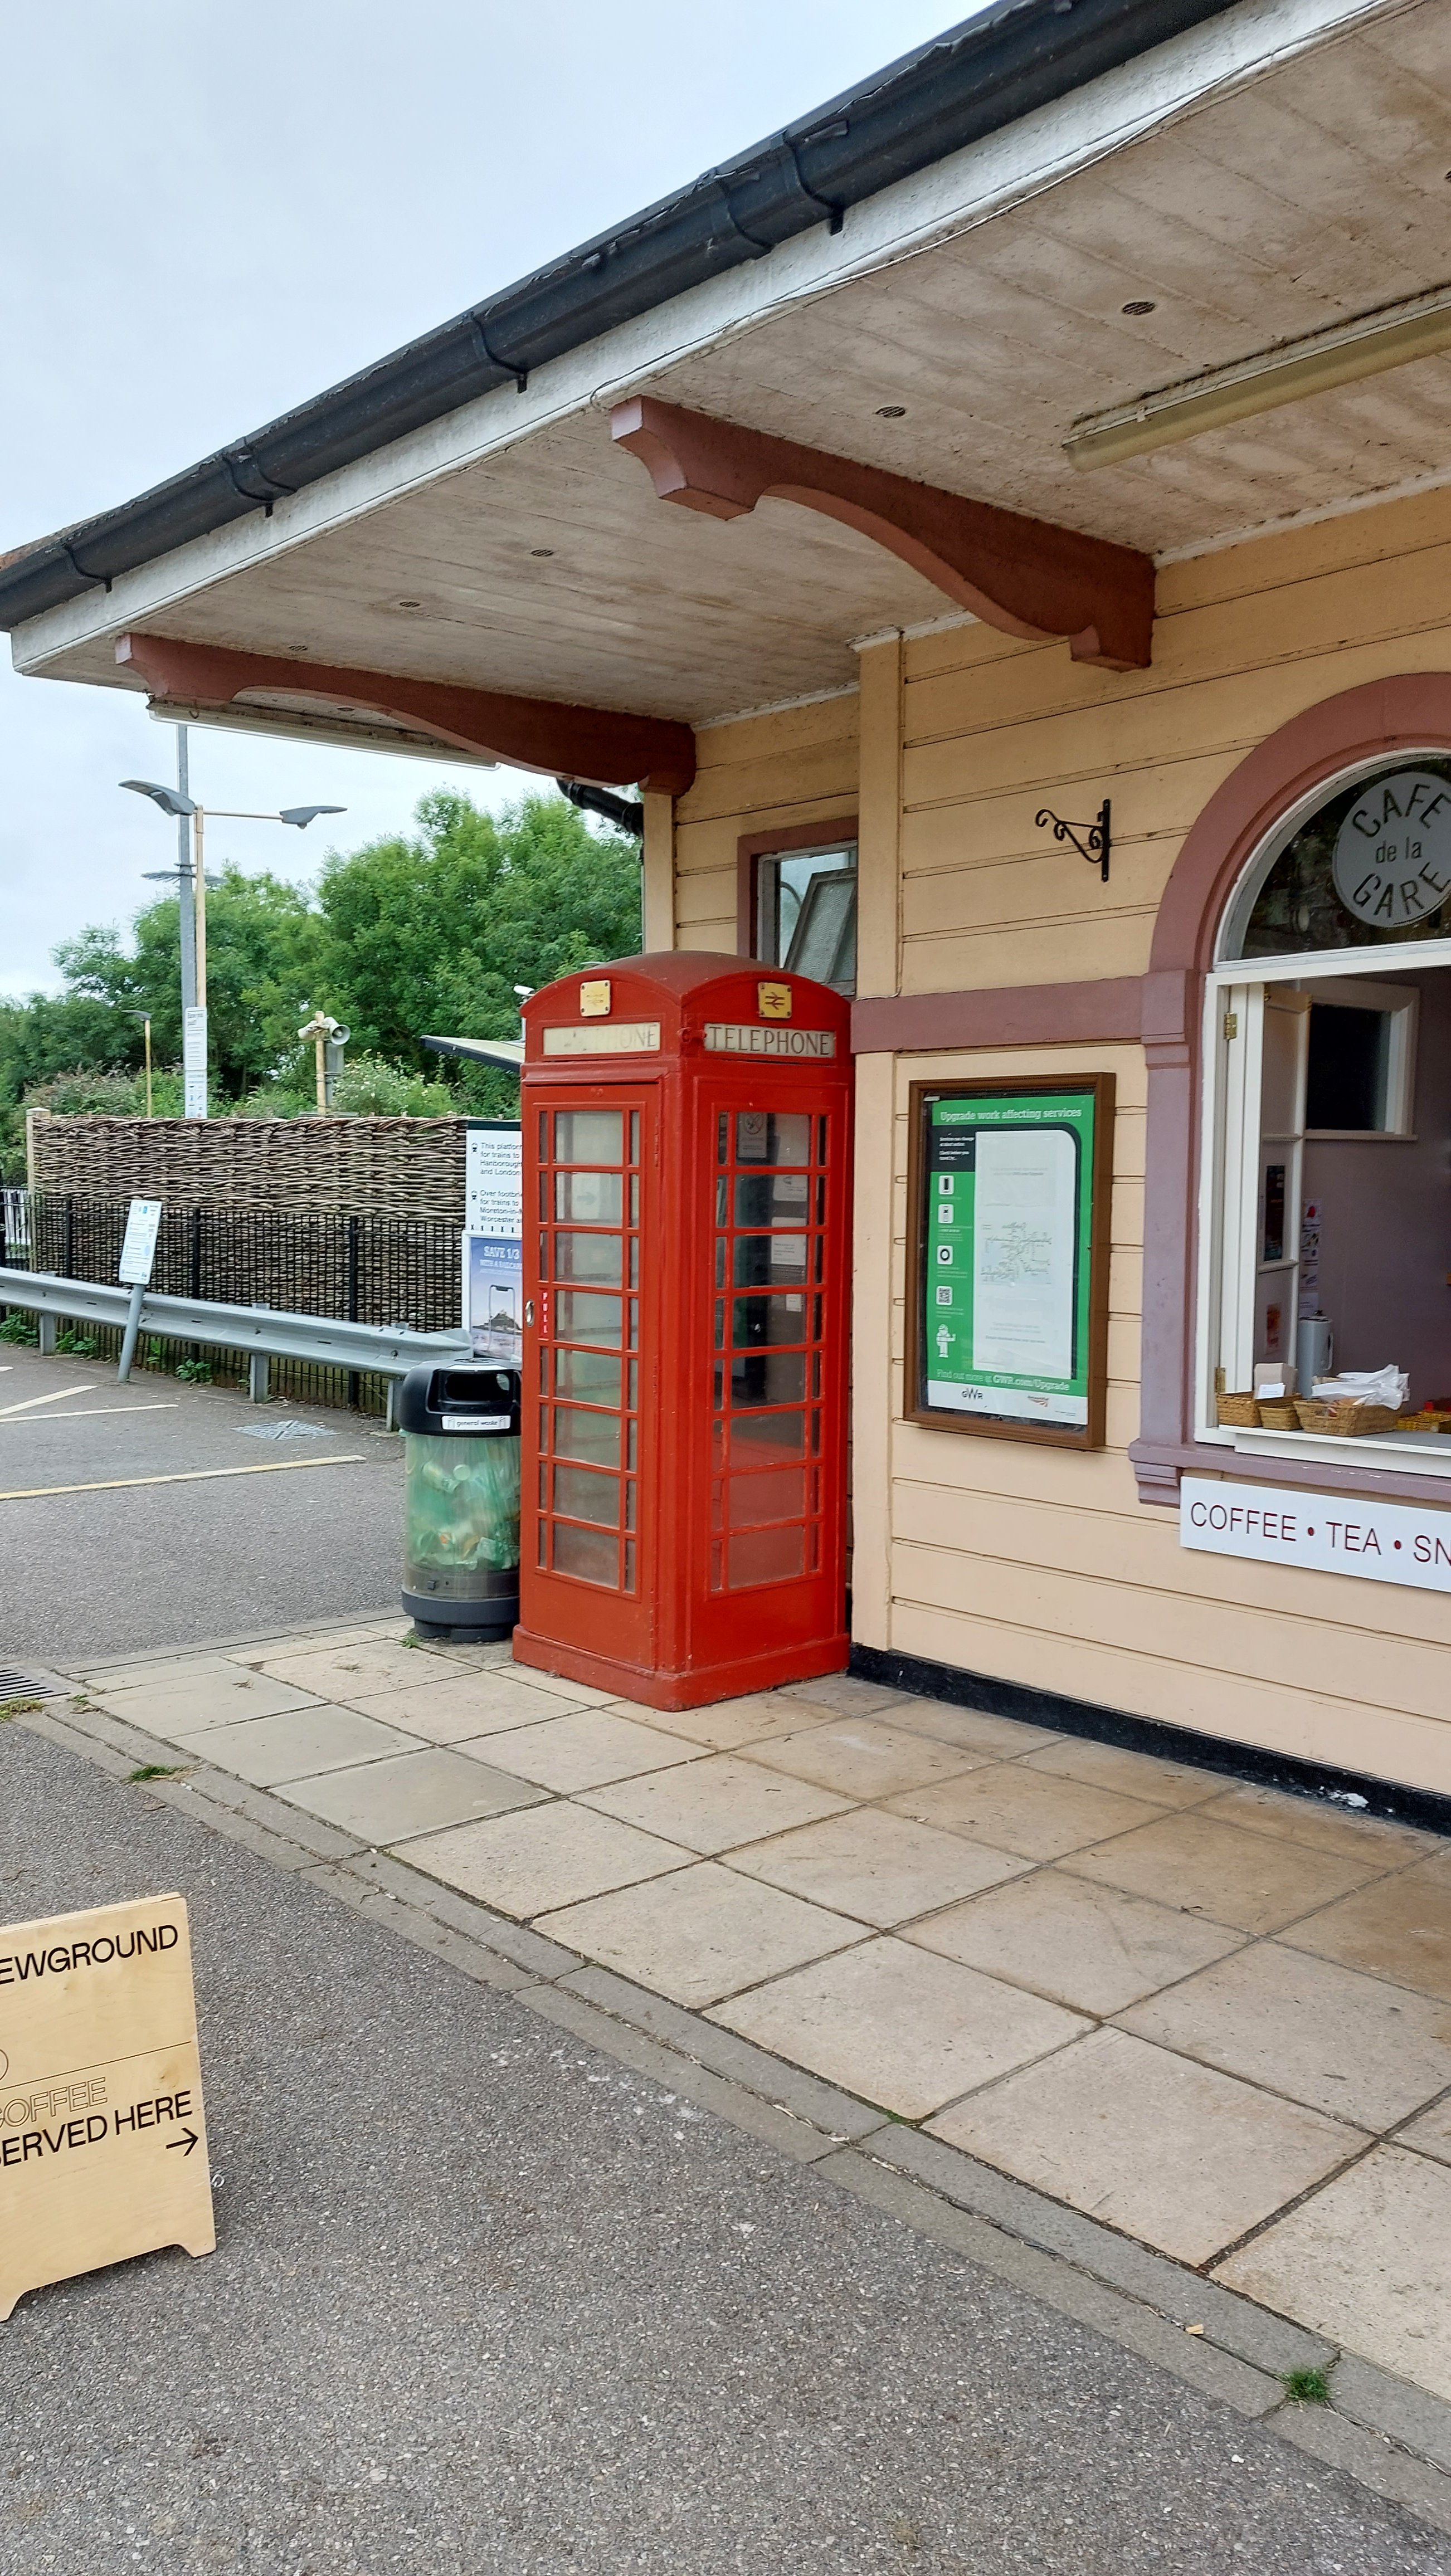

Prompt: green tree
[315,790,641,1072]
[55,869,324,1094]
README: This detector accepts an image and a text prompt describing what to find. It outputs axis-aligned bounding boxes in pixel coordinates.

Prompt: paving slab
[1281,1856,1451,2003]
[727,1806,1031,1926]
[1197,1779,1443,1864]
[1217,2145,1451,2405]
[1020,1735,1227,1808]
[581,1752,851,1853]
[255,1639,468,1697]
[713,1936,1089,2119]
[164,1701,422,1786]
[1118,1941,1451,2129]
[772,1673,912,1717]
[472,1706,704,1791]
[538,1860,863,2008]
[1063,1809,1392,1935]
[928,2028,1368,2267]
[274,1746,547,1842]
[342,1669,597,1737]
[627,1690,840,1750]
[1395,2096,1451,2167]
[889,1762,1167,1861]
[908,1866,1247,2017]
[747,1715,987,1799]
[90,1667,324,1730]
[403,1799,691,1919]
[880,1697,1064,1758]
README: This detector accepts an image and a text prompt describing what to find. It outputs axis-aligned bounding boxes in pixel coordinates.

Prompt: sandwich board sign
[0,1894,213,2319]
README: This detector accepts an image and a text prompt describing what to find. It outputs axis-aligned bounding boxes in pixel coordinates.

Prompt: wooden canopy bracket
[113,634,697,797]
[611,397,1153,672]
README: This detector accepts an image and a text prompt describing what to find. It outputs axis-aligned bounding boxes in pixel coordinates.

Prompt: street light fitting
[121,778,197,818]
[277,804,347,828]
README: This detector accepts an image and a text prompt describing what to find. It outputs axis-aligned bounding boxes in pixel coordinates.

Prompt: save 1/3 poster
[463,1122,522,1364]
[919,1088,1100,1432]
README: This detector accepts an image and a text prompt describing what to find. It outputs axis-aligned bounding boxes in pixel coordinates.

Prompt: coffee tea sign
[0,1894,213,2319]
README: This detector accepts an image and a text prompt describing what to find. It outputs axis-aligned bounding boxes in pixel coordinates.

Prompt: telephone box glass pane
[554,1406,621,1467]
[554,1290,621,1348]
[735,1112,810,1165]
[556,1232,624,1285]
[553,1522,619,1585]
[732,1408,805,1459]
[556,1110,623,1164]
[734,1233,808,1287]
[728,1467,805,1525]
[728,1525,805,1587]
[554,1350,621,1401]
[556,1170,622,1223]
[732,1294,807,1348]
[553,1464,620,1525]
[729,1350,807,1407]
[735,1172,811,1227]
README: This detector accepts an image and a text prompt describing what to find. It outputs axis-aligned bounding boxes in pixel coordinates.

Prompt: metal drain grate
[0,1667,64,1700]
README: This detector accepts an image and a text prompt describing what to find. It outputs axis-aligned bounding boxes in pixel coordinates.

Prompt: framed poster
[905,1076,1114,1450]
[462,1121,522,1363]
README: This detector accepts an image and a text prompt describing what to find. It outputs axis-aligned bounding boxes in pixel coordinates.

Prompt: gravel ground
[0,1347,403,1661]
[1,1724,1444,2576]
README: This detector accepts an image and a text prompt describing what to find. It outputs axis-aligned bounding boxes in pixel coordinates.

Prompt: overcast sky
[1,0,960,999]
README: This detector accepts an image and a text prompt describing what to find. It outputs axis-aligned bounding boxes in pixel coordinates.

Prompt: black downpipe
[557,779,645,837]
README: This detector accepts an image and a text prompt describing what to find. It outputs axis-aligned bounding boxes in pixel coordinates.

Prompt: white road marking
[0,1403,180,1424]
[0,1455,367,1502]
[0,1384,94,1418]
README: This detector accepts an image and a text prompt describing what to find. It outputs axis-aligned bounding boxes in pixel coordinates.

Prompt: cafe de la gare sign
[0,1893,213,2319]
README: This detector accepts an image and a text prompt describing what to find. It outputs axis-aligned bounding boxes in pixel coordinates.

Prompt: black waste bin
[397,1364,521,1640]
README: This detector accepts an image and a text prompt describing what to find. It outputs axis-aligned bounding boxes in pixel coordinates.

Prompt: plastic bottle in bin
[398,1365,520,1641]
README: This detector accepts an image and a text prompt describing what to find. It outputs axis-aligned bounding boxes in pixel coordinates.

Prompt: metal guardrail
[0,1266,469,1383]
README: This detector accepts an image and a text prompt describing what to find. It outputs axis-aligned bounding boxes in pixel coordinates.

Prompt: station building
[7,0,1451,1793]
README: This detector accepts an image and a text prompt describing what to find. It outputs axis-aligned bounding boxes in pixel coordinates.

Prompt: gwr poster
[463,1122,522,1364]
[909,1080,1112,1449]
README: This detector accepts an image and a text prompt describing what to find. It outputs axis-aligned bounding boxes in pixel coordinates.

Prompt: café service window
[756,841,858,995]
[1202,757,1451,1468]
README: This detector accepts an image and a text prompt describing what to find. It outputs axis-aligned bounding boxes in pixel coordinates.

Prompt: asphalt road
[0,1346,403,1661]
[0,1725,1443,2576]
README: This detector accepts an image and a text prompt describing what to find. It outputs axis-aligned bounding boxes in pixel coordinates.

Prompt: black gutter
[0,0,1243,632]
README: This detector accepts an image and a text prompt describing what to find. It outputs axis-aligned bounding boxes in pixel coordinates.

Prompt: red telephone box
[513,953,853,1710]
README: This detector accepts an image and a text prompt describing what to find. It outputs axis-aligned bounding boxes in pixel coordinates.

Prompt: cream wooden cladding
[0,1894,213,2321]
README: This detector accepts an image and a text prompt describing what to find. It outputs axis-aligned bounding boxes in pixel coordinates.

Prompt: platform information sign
[118,1197,163,1286]
[464,1121,523,1364]
[0,1894,214,2320]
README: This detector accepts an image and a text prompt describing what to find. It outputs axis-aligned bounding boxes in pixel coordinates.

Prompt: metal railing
[0,1267,468,1421]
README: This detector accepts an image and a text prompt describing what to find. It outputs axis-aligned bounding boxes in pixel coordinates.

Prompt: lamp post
[121,768,344,1118]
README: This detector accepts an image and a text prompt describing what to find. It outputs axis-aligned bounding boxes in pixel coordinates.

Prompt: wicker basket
[1257,1401,1300,1430]
[1216,1392,1262,1427]
[1294,1398,1402,1437]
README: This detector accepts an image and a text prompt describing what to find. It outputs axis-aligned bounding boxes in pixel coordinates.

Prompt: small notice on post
[0,1895,214,2320]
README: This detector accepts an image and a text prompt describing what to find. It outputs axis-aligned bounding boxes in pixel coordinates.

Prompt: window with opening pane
[709,1106,830,1591]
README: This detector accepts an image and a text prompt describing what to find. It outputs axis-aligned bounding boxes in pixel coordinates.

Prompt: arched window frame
[1131,674,1451,1509]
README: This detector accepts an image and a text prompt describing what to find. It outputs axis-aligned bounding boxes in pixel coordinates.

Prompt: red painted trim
[611,398,1155,673]
[1133,672,1451,1505]
[115,632,696,796]
[851,978,1142,1054]
[736,813,859,958]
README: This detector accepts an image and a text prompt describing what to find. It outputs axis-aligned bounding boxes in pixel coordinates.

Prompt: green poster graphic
[921,1090,1097,1429]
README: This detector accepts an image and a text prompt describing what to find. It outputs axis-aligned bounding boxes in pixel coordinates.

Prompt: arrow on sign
[165,2128,198,2156]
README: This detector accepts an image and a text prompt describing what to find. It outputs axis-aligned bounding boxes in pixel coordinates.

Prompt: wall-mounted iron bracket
[1035,798,1111,884]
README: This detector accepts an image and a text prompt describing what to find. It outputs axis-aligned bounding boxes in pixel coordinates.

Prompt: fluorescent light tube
[1065,284,1451,471]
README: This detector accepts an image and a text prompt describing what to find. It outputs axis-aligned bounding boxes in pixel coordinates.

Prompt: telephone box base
[510,1624,850,1714]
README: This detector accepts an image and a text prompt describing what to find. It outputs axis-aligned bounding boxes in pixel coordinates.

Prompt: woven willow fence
[25,1111,468,1222]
